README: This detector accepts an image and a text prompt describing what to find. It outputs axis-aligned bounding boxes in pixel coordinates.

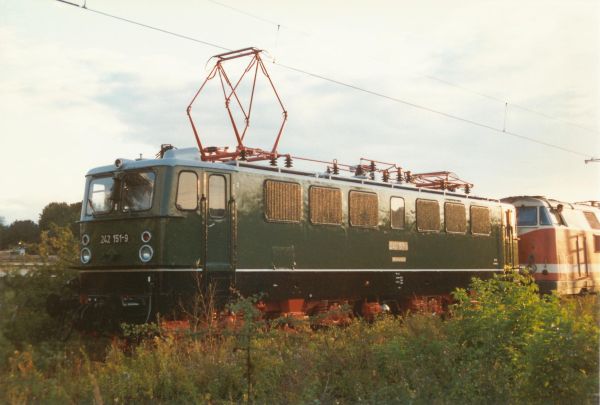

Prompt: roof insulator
[332,161,339,175]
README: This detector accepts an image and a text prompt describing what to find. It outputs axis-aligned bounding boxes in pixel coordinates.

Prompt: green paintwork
[79,159,515,274]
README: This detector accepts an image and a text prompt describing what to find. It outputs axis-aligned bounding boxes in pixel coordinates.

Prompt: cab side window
[584,211,600,230]
[176,171,198,210]
[209,175,226,218]
[539,207,553,226]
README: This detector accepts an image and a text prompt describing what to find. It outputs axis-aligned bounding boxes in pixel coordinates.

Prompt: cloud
[0,0,598,224]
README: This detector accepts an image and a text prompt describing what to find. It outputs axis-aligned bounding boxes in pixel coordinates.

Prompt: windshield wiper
[87,198,97,217]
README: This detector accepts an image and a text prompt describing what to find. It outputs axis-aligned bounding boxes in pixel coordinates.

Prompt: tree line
[0,202,81,251]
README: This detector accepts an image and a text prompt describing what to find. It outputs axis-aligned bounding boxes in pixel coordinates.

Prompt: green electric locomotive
[75,146,518,329]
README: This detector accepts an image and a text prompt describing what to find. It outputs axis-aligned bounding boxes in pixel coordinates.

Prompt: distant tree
[0,217,5,249]
[4,220,40,247]
[38,202,82,235]
[39,224,78,267]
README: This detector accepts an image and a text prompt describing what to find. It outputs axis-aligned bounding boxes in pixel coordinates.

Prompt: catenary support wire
[53,0,595,159]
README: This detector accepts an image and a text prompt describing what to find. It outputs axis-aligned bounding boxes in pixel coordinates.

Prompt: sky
[0,0,598,224]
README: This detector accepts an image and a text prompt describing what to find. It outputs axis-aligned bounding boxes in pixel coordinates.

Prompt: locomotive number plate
[100,233,129,244]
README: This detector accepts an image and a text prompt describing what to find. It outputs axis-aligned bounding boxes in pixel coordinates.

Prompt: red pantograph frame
[186,47,473,193]
[187,47,288,163]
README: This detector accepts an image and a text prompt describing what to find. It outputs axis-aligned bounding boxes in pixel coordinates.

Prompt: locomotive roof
[86,147,506,205]
[86,147,237,176]
[502,195,600,212]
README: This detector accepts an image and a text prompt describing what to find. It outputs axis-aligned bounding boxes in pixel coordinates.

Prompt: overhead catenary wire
[424,75,599,135]
[202,0,599,136]
[53,0,594,159]
[56,0,231,51]
[275,63,589,158]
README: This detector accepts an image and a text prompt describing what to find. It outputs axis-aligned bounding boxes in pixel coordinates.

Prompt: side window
[310,186,342,225]
[445,202,466,233]
[471,206,491,235]
[416,199,440,232]
[539,207,552,226]
[208,175,226,218]
[594,235,600,253]
[517,207,537,226]
[390,197,405,229]
[583,211,600,230]
[176,171,198,210]
[349,191,378,228]
[264,180,302,222]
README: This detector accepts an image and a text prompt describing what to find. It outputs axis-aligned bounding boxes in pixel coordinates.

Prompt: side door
[202,172,235,303]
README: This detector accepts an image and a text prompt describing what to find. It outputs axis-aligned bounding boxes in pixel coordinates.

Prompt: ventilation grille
[445,202,466,233]
[310,186,342,225]
[264,180,302,222]
[471,206,491,235]
[349,191,378,227]
[417,199,440,232]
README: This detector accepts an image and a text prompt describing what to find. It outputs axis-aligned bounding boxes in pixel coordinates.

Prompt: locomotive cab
[77,149,235,329]
[502,196,600,295]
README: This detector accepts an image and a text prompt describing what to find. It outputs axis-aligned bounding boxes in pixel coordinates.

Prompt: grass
[0,269,598,404]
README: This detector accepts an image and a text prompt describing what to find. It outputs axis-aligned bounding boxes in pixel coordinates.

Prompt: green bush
[0,272,598,404]
[0,225,78,363]
[448,272,599,403]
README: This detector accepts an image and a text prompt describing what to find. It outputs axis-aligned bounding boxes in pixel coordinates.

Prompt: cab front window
[517,206,537,226]
[122,171,155,212]
[86,170,156,215]
[539,207,553,226]
[87,176,114,215]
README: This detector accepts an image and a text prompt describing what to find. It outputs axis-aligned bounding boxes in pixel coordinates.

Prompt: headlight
[141,230,152,243]
[81,234,90,246]
[139,245,154,263]
[80,248,92,264]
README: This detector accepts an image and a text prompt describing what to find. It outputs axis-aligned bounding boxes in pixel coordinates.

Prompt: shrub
[0,272,597,404]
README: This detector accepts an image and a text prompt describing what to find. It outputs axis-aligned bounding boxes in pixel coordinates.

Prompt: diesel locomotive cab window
[416,199,440,232]
[445,202,467,233]
[349,191,378,228]
[176,171,198,210]
[517,207,537,226]
[264,180,302,222]
[310,186,342,225]
[87,176,114,214]
[583,211,600,230]
[390,197,405,229]
[539,207,553,226]
[208,175,226,218]
[471,206,491,235]
[122,171,155,212]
